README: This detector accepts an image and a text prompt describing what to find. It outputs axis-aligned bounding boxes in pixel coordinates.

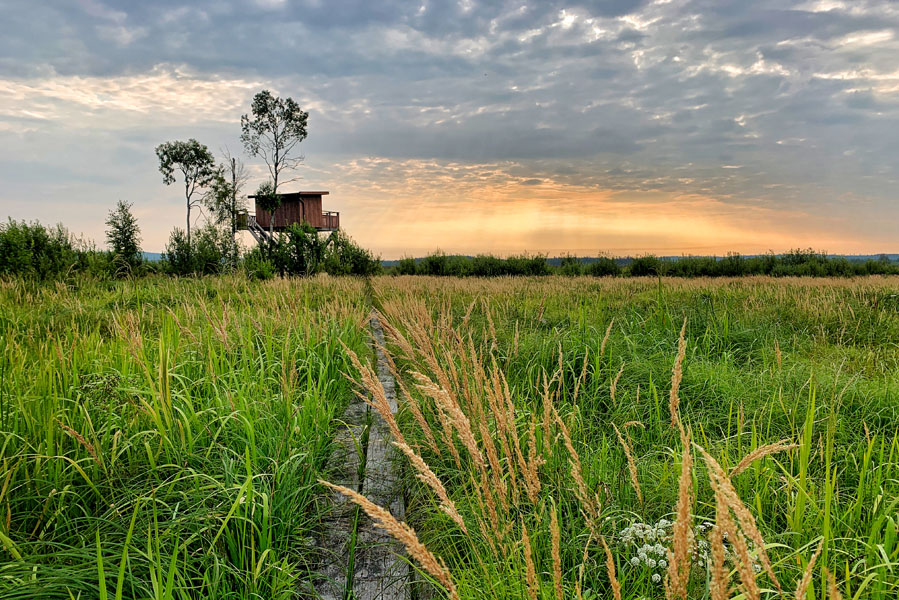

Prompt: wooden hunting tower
[239,191,339,245]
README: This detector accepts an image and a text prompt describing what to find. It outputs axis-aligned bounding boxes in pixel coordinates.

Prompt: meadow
[0,276,370,598]
[360,275,899,600]
[1,274,898,599]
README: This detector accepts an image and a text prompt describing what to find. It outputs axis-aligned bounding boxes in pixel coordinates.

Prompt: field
[0,276,370,598]
[1,275,898,599]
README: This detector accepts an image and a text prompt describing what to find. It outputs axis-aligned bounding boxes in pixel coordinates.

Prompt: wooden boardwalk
[314,315,409,600]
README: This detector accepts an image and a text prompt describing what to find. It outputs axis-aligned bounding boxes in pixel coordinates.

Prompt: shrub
[396,257,417,275]
[242,247,275,280]
[194,225,233,275]
[420,251,449,276]
[163,228,193,276]
[505,255,549,276]
[559,255,583,276]
[323,230,382,276]
[586,257,621,277]
[163,224,232,276]
[105,200,142,277]
[628,255,661,277]
[274,223,327,276]
[0,219,81,281]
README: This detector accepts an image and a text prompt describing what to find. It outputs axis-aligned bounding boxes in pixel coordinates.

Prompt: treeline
[0,218,380,282]
[387,250,898,277]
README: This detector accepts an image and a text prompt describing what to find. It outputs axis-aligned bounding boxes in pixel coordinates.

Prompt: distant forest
[383,250,899,278]
[2,218,896,281]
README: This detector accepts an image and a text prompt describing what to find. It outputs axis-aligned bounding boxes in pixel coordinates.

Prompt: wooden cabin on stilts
[238,191,339,245]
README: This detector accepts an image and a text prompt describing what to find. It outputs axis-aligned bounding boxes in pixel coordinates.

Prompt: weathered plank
[352,315,409,600]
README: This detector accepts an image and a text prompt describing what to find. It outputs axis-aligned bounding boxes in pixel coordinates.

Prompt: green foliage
[253,181,282,231]
[205,164,247,234]
[241,90,308,193]
[396,256,417,275]
[0,276,369,598]
[278,223,327,276]
[628,254,662,276]
[558,254,583,276]
[0,219,114,281]
[242,247,276,280]
[414,252,550,276]
[586,256,621,277]
[154,139,218,189]
[261,226,379,277]
[155,139,218,244]
[323,230,382,276]
[0,219,81,280]
[163,225,233,276]
[104,200,142,276]
[395,251,896,279]
[622,249,898,278]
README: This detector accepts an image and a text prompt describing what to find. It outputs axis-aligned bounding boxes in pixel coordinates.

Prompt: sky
[1,0,898,258]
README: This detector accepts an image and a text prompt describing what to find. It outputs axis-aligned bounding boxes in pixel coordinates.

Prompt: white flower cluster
[618,518,751,586]
[618,519,672,584]
[691,521,714,568]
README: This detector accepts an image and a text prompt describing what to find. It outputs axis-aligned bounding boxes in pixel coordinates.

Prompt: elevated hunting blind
[238,191,339,245]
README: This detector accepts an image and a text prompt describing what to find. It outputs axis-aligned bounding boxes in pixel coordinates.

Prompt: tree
[105,200,142,274]
[206,150,248,235]
[206,149,248,266]
[253,181,282,238]
[155,139,218,247]
[240,90,309,197]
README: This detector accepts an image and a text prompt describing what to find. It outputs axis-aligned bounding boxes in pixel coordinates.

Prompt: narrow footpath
[314,314,409,600]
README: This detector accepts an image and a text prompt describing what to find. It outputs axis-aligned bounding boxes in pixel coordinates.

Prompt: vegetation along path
[315,313,409,599]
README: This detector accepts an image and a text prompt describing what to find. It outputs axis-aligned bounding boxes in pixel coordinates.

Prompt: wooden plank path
[313,315,409,600]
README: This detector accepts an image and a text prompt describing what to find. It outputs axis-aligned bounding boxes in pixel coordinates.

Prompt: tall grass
[328,275,899,599]
[0,275,369,598]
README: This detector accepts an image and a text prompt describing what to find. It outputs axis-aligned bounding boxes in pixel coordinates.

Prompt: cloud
[0,0,898,254]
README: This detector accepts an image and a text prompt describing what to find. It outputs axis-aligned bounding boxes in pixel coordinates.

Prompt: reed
[320,480,459,600]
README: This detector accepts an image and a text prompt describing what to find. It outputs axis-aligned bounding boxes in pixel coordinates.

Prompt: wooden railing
[322,211,340,230]
[239,210,338,231]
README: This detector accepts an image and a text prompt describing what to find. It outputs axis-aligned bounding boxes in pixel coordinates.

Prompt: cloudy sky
[1,0,898,257]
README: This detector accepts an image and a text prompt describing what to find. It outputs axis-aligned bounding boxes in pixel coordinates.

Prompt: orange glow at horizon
[304,163,881,260]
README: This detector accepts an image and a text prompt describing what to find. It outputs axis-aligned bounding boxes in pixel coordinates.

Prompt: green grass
[372,275,899,599]
[3,273,898,599]
[0,275,369,599]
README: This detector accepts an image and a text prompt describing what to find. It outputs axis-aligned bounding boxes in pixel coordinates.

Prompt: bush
[323,230,382,276]
[419,251,450,276]
[163,225,233,276]
[163,228,192,276]
[396,257,417,275]
[105,200,142,277]
[558,255,583,276]
[0,219,82,281]
[270,224,326,276]
[242,247,275,280]
[628,255,661,277]
[586,257,620,277]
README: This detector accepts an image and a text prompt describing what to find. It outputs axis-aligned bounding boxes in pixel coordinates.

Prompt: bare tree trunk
[185,178,192,248]
[270,171,277,237]
[230,157,238,267]
[231,157,237,238]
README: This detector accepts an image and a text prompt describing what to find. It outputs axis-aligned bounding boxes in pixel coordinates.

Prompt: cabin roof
[248,190,329,198]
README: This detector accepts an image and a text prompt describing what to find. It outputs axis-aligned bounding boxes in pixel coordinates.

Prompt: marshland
[1,274,897,599]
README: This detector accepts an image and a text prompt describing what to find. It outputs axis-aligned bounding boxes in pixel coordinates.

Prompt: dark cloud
[1,0,899,234]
